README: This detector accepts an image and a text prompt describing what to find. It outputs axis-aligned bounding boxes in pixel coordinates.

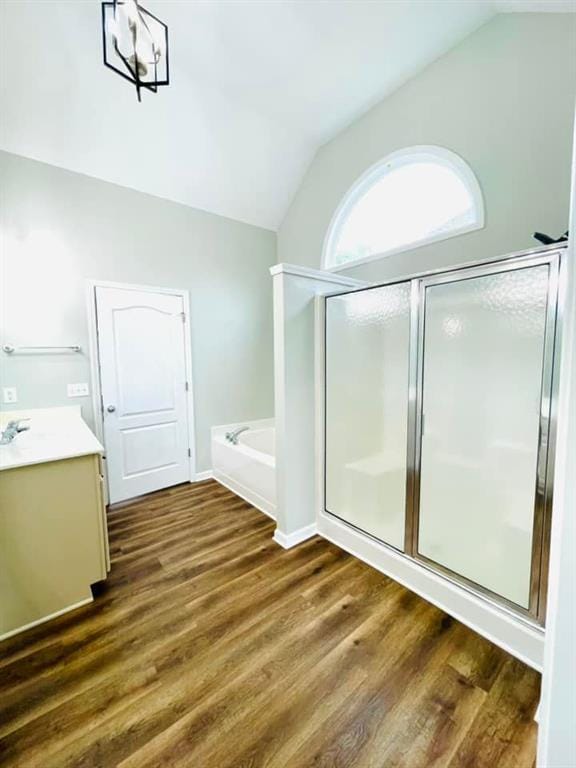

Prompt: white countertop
[0,406,103,471]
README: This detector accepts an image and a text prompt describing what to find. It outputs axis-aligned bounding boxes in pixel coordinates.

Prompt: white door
[95,286,191,503]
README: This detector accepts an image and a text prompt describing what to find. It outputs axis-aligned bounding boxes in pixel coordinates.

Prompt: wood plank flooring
[0,480,540,767]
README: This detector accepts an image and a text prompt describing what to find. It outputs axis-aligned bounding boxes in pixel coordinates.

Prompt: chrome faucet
[225,426,249,445]
[0,419,31,445]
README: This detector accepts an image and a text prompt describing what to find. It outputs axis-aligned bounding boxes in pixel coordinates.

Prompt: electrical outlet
[2,387,18,404]
[67,382,90,398]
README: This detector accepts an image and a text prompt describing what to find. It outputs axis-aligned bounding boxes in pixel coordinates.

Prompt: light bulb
[150,26,165,60]
[107,17,118,41]
[121,0,139,26]
[128,51,148,77]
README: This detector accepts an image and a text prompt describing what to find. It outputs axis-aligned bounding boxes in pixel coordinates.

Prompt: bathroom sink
[0,407,103,471]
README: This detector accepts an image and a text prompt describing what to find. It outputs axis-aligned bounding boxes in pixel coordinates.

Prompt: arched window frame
[322,145,485,272]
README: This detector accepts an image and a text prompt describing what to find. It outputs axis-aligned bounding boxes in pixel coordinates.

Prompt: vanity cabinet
[0,436,109,639]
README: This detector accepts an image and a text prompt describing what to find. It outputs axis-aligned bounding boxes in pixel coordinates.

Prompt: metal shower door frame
[323,244,563,626]
[407,250,561,624]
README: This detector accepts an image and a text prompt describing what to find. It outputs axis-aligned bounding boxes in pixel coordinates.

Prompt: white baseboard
[0,596,94,642]
[273,523,317,549]
[213,469,276,520]
[192,470,213,482]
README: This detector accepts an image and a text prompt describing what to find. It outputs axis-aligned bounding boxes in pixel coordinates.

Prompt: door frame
[86,280,197,500]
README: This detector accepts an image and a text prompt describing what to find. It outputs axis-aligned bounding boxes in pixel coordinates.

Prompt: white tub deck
[211,419,275,519]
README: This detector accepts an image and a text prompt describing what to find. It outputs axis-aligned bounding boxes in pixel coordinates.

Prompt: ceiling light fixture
[101,0,169,102]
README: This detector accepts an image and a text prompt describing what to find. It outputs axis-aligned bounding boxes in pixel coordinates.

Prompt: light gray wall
[0,151,276,472]
[278,13,576,282]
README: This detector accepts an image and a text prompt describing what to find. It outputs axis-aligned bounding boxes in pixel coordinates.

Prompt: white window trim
[322,145,485,273]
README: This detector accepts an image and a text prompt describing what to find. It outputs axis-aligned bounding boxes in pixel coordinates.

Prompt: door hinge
[181,312,186,323]
[188,448,191,457]
[185,381,189,391]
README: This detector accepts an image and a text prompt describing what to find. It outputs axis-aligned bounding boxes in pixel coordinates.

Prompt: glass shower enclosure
[324,247,562,624]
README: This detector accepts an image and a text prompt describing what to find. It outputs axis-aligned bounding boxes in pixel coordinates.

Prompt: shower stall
[321,244,564,631]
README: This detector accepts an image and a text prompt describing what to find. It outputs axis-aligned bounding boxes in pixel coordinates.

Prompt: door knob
[106,405,116,413]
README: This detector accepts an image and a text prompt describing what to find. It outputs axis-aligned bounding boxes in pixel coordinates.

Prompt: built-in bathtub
[211,419,275,518]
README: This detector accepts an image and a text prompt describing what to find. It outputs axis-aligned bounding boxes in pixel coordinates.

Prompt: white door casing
[95,286,191,503]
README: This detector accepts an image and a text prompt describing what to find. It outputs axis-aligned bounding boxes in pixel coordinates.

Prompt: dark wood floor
[0,481,540,767]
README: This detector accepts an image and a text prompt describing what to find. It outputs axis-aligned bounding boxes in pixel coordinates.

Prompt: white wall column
[271,264,366,548]
[537,114,576,768]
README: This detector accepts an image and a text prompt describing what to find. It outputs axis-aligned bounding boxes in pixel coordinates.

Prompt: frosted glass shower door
[325,282,411,550]
[416,263,552,609]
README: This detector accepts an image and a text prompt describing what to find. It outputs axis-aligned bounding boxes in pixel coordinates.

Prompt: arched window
[323,146,484,271]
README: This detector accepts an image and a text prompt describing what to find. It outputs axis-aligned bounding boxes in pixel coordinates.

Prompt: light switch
[67,383,90,398]
[2,387,18,404]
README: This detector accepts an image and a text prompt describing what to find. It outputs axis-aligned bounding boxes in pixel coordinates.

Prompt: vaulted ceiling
[1,0,573,230]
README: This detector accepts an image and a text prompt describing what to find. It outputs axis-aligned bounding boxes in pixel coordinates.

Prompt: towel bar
[2,344,82,354]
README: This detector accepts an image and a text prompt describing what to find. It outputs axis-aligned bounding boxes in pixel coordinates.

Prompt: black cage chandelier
[101,0,169,101]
